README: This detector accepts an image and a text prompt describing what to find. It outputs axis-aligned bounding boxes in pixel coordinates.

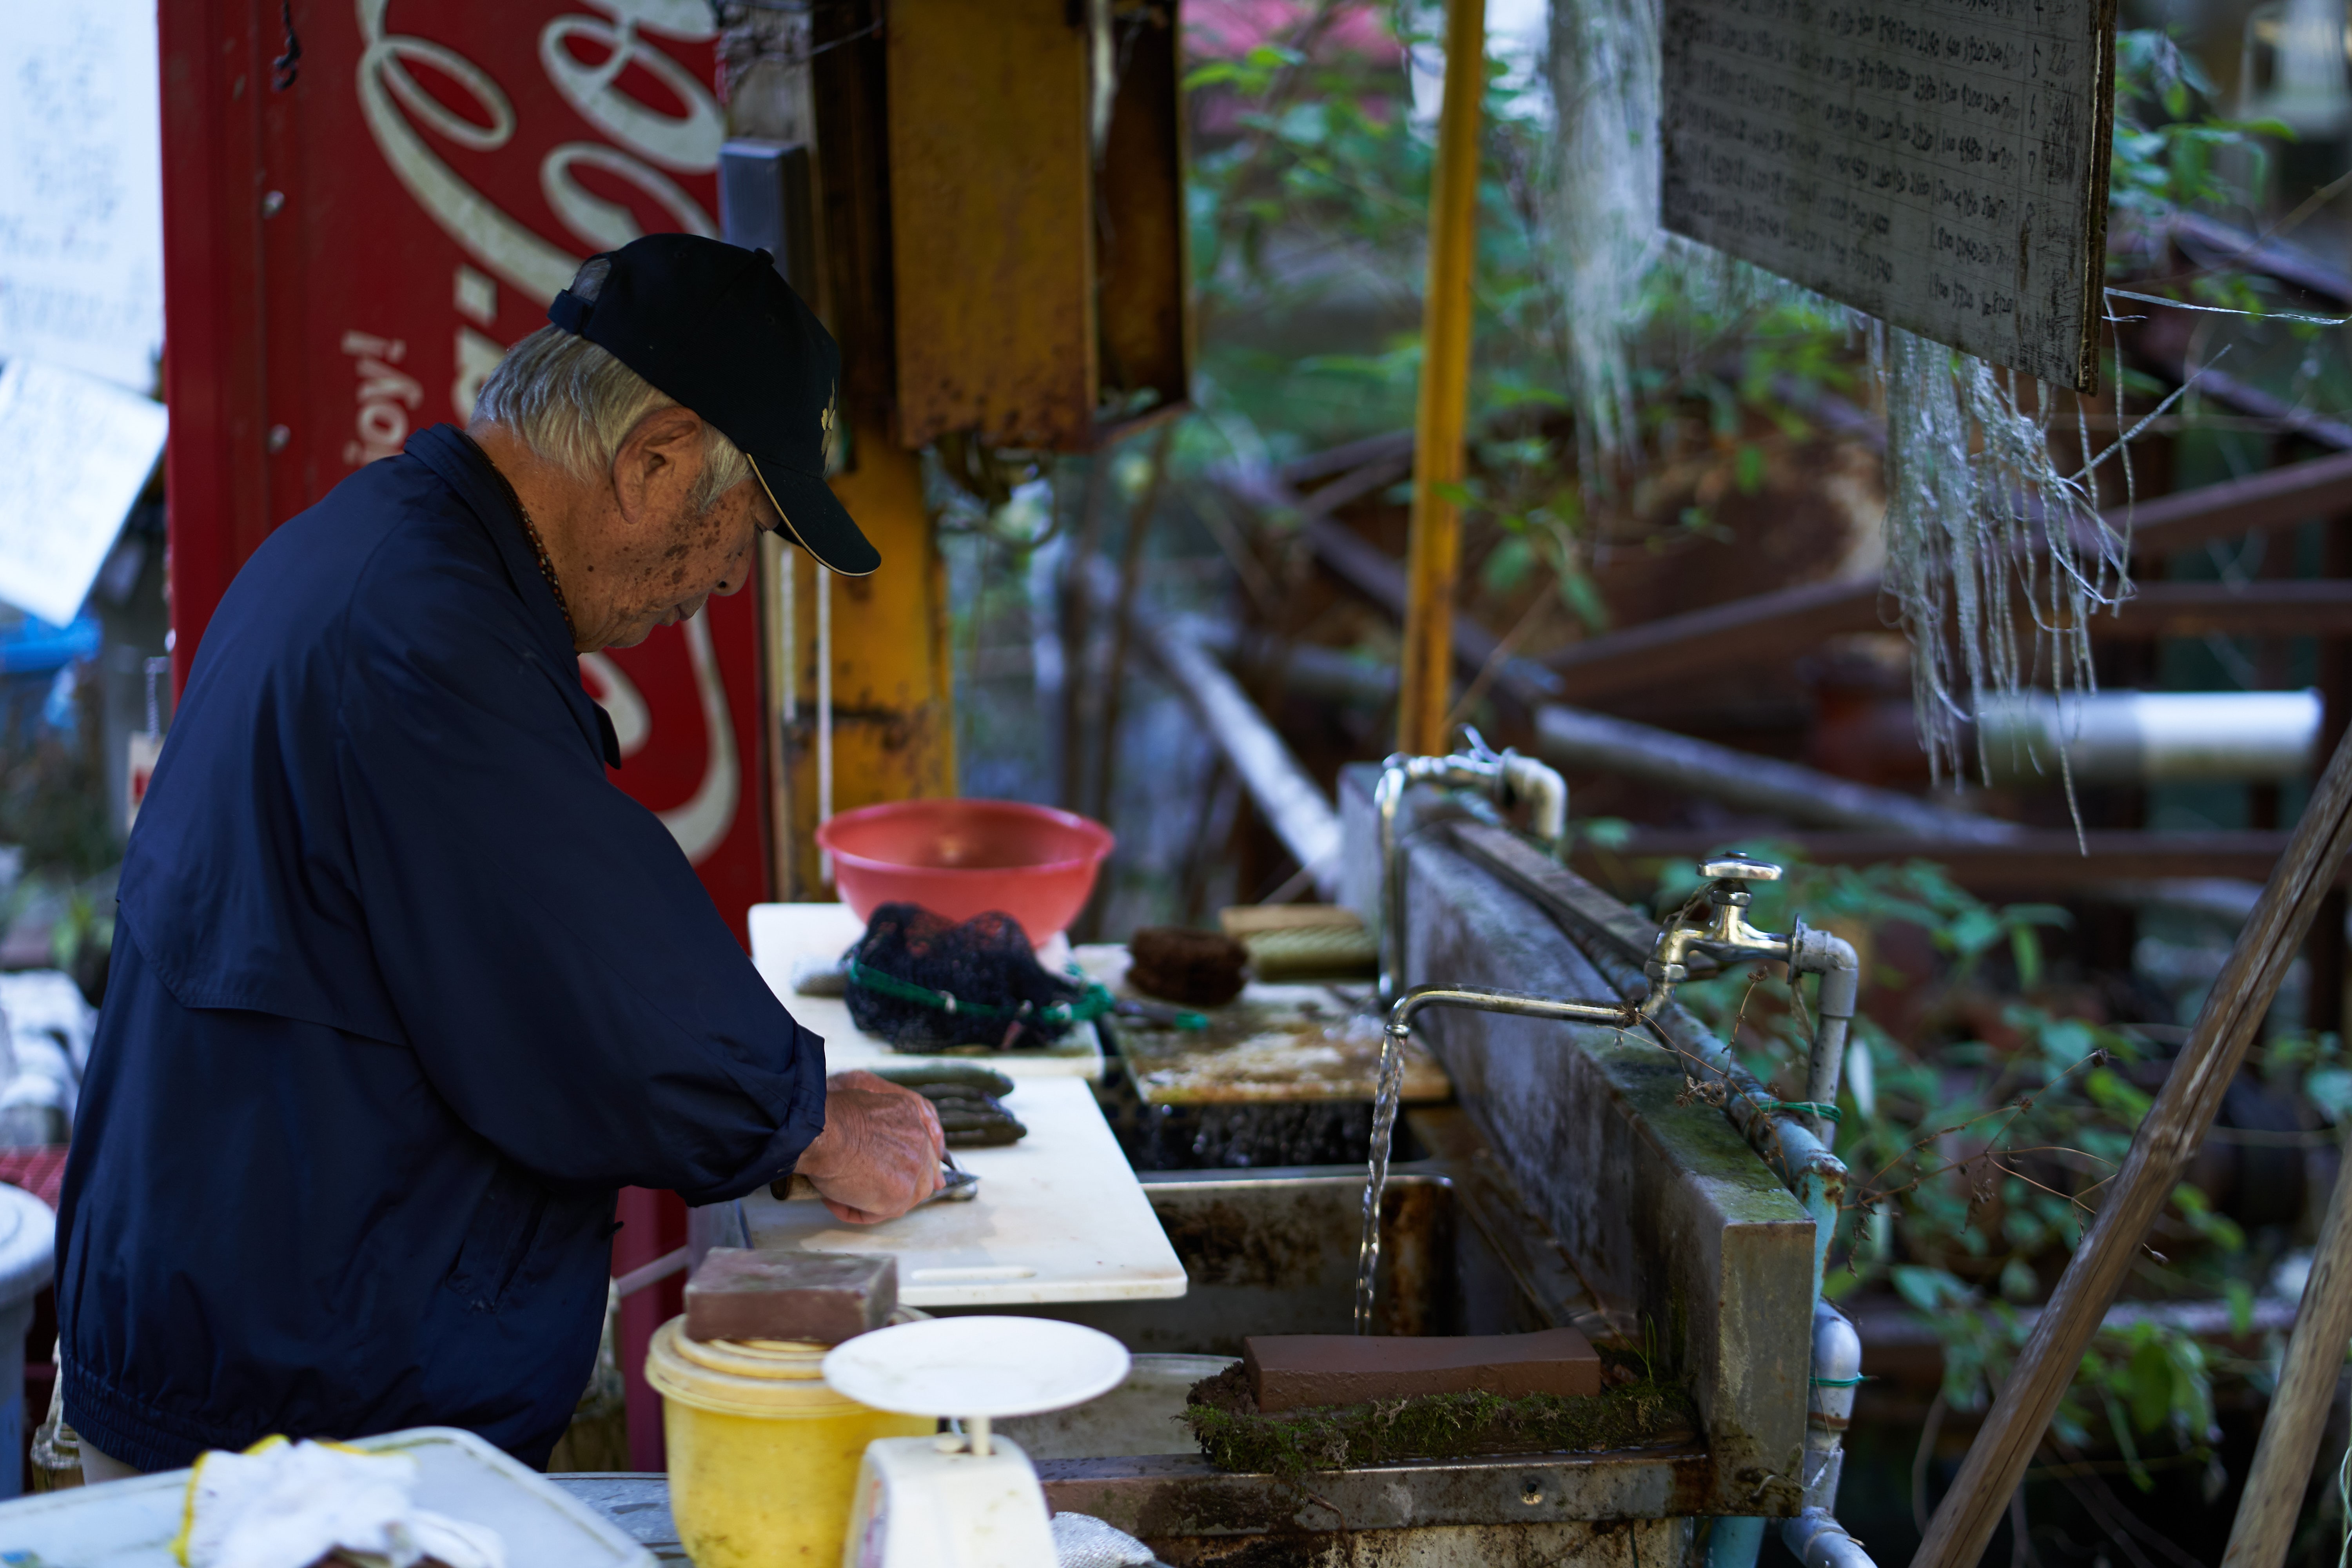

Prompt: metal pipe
[1387,982,1637,1036]
[1376,737,1569,1004]
[1978,690,2322,784]
[1782,1509,1876,1568]
[1534,704,2022,842]
[1792,928,1860,1144]
[1084,560,1344,896]
[1397,0,1487,755]
[1501,750,1567,847]
[1750,1210,1874,1566]
[1707,1517,1768,1568]
[1798,1300,1861,1511]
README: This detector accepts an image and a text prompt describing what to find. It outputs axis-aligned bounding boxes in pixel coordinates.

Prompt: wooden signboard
[1661,0,2117,391]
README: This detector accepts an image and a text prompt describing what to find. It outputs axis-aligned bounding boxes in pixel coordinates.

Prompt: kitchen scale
[824,1317,1131,1568]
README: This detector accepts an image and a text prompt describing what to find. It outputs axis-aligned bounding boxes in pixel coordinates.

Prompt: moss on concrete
[1180,1350,1699,1479]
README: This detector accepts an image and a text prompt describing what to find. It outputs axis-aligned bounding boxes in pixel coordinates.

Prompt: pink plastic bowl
[815,799,1116,942]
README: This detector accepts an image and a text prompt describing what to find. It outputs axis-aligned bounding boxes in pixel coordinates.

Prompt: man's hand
[793,1071,944,1223]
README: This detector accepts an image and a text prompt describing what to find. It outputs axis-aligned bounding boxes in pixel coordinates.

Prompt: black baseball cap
[546,233,880,577]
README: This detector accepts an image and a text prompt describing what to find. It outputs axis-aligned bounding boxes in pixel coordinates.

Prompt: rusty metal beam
[1095,0,1191,427]
[1570,828,2347,890]
[775,9,957,895]
[1533,707,2020,840]
[1546,573,2352,705]
[1082,559,1343,894]
[887,0,1095,449]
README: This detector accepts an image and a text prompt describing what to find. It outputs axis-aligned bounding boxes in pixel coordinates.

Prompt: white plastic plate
[822,1316,1131,1420]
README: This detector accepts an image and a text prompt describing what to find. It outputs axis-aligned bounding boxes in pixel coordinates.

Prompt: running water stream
[1352,1019,1411,1334]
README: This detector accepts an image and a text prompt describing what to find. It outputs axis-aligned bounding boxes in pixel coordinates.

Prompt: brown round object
[1127,926,1249,1007]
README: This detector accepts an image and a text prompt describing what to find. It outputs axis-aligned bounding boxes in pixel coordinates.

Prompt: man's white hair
[472,256,752,512]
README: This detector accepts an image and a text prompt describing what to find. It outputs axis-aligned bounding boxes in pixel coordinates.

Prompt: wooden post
[2310,512,2352,1035]
[2220,1158,2352,1568]
[1396,0,1486,757]
[1911,720,2352,1568]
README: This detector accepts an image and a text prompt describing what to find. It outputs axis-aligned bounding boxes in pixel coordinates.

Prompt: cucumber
[867,1063,1016,1098]
[943,1120,1028,1148]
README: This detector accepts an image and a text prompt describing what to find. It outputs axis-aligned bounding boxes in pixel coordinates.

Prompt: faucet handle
[1699,854,1783,885]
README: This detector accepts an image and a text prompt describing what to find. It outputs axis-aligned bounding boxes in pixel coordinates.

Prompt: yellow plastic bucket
[645,1316,932,1567]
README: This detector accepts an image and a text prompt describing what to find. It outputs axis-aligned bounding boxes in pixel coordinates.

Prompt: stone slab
[1243,1327,1601,1411]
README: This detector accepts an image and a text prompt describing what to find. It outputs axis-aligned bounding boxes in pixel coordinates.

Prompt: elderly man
[55,235,940,1477]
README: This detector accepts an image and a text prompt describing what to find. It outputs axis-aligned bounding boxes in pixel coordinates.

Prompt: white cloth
[1049,1512,1158,1568]
[180,1439,505,1568]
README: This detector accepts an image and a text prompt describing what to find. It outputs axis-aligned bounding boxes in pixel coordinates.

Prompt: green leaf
[2011,927,2043,991]
[2308,1067,2352,1123]
[1893,1264,1967,1312]
[1578,817,1633,850]
[1481,535,1535,595]
[1557,563,1610,633]
[2126,1338,2173,1436]
[1733,443,1767,496]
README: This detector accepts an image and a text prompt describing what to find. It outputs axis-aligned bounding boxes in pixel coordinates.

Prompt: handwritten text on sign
[1660,0,2114,391]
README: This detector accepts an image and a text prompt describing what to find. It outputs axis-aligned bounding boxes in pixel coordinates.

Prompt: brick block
[682,1248,897,1344]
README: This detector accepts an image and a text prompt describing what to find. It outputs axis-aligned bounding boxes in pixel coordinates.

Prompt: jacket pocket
[442,1162,550,1314]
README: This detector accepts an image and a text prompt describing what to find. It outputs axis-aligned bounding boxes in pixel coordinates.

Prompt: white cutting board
[748,902,1103,1080]
[741,1078,1185,1307]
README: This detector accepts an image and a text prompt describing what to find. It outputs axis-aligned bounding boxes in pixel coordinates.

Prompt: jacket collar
[405,425,576,664]
[403,425,622,768]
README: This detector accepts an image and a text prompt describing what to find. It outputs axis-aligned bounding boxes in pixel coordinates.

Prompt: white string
[2105,286,2352,328]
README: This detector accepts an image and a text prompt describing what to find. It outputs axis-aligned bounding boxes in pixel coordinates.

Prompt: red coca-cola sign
[162,0,770,935]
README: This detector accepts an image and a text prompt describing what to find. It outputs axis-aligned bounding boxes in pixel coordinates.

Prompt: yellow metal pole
[782,428,957,894]
[1397,0,1488,757]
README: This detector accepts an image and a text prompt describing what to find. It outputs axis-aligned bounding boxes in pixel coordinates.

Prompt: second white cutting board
[740,1077,1185,1308]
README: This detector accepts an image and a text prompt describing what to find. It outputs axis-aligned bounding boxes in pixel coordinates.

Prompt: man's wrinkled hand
[791,1071,945,1223]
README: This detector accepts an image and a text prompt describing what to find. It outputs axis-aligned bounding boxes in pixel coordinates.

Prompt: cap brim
[749,455,881,577]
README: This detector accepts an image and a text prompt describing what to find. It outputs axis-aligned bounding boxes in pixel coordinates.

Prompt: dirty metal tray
[1073,945,1450,1106]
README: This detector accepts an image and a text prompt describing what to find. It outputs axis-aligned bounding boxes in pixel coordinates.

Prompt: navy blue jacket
[56,426,826,1472]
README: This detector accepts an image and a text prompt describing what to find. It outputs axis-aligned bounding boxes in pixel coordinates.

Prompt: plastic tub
[815,800,1114,941]
[644,1318,930,1568]
[0,1181,53,1500]
[0,1426,648,1565]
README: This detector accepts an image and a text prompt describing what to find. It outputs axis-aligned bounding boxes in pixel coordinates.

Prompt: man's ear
[610,406,707,523]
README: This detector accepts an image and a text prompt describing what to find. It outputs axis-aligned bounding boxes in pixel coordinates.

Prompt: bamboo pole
[1912,723,2352,1568]
[1396,0,1486,757]
[2219,1153,2352,1568]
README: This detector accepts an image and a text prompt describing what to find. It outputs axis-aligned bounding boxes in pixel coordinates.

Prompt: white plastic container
[0,1180,53,1500]
[0,1425,653,1566]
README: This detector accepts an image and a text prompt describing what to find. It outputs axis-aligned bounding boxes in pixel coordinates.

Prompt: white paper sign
[0,358,169,626]
[0,2,165,392]
[1661,0,2115,391]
